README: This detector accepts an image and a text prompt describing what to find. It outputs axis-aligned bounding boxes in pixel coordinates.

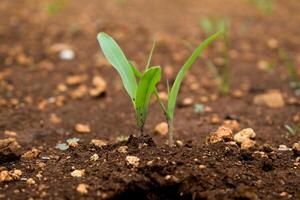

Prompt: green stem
[167,118,174,146]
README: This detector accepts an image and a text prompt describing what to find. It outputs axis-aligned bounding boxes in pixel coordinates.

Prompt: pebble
[206,126,233,144]
[253,90,285,108]
[4,130,17,137]
[55,143,69,151]
[26,178,35,185]
[66,138,80,148]
[71,169,85,177]
[66,75,87,86]
[75,123,91,133]
[198,165,206,170]
[90,139,107,148]
[89,76,107,97]
[222,120,240,132]
[194,104,205,114]
[178,97,193,107]
[90,154,99,161]
[22,148,41,159]
[0,169,22,182]
[241,139,256,149]
[267,38,279,49]
[76,184,89,195]
[59,49,75,60]
[126,155,140,167]
[0,138,20,152]
[50,113,62,124]
[278,145,291,151]
[292,142,300,155]
[117,146,128,153]
[70,85,88,99]
[234,128,256,143]
[154,122,168,136]
[211,114,221,125]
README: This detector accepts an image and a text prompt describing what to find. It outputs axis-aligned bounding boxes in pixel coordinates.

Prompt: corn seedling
[200,17,230,95]
[247,0,275,14]
[97,31,222,145]
[97,33,161,133]
[284,124,300,136]
[45,0,69,16]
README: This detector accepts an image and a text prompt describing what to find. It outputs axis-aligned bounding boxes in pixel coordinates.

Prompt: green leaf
[97,32,137,101]
[135,66,161,129]
[167,31,223,119]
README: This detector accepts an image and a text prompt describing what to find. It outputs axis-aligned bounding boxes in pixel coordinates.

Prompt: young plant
[247,0,275,14]
[284,124,300,136]
[97,31,222,145]
[200,17,230,95]
[97,33,161,133]
[124,31,222,145]
[45,0,69,16]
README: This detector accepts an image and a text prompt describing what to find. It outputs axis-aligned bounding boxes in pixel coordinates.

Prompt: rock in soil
[76,184,89,195]
[253,90,285,108]
[234,128,256,143]
[126,155,140,167]
[292,142,300,155]
[206,126,233,144]
[154,122,168,136]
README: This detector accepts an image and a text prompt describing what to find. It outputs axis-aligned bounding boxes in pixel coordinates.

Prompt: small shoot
[247,0,275,14]
[200,17,231,95]
[97,33,161,133]
[45,0,69,16]
[284,124,300,136]
[165,31,223,145]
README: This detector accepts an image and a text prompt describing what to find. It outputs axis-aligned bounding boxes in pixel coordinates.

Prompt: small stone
[50,113,62,124]
[175,140,184,147]
[90,154,99,161]
[26,178,35,185]
[4,130,17,137]
[254,90,285,108]
[222,120,240,132]
[231,89,244,98]
[198,165,206,170]
[194,104,205,114]
[292,142,300,155]
[278,145,291,151]
[211,114,221,125]
[0,138,20,152]
[89,76,107,97]
[241,139,256,149]
[59,49,75,60]
[10,169,22,181]
[146,160,154,166]
[117,146,128,153]
[267,38,279,49]
[164,175,179,182]
[75,123,91,133]
[91,139,107,148]
[66,75,87,86]
[206,126,233,144]
[178,97,193,107]
[57,83,68,92]
[70,85,88,99]
[234,128,256,143]
[126,155,140,167]
[0,171,12,182]
[154,122,168,136]
[66,138,80,148]
[71,169,85,177]
[76,184,88,195]
[55,143,69,151]
[22,148,41,159]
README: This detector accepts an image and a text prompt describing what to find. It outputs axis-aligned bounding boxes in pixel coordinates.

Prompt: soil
[0,0,300,199]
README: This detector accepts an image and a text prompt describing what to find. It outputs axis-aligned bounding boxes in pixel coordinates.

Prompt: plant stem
[167,118,174,146]
[154,90,167,114]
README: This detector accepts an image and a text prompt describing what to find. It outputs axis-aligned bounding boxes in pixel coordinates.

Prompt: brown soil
[0,0,300,199]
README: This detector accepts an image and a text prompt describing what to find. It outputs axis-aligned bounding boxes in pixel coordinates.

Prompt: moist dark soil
[2,135,300,200]
[0,0,300,199]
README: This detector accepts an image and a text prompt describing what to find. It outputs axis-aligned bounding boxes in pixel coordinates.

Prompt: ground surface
[0,0,300,199]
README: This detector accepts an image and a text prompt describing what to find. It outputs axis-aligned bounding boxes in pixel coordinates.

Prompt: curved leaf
[97,32,137,100]
[135,66,161,129]
[167,31,223,120]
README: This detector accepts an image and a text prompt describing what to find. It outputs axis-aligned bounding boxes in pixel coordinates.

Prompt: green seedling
[97,33,161,133]
[97,31,222,145]
[284,124,300,136]
[200,17,230,95]
[247,0,275,14]
[45,0,69,16]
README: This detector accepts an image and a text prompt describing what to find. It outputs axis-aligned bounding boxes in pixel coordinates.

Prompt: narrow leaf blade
[167,31,223,119]
[97,32,137,100]
[135,66,161,128]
